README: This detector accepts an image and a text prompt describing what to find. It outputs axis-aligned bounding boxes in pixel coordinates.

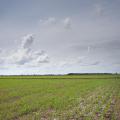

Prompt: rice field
[0,74,120,120]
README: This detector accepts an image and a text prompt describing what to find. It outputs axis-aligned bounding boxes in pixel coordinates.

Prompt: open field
[0,75,120,120]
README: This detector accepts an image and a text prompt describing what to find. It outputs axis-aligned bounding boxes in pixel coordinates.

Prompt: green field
[0,75,120,120]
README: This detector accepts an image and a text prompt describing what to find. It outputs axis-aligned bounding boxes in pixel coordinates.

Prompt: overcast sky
[0,0,120,75]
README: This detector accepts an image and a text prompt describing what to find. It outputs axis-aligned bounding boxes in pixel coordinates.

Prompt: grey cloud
[91,40,120,59]
[71,39,120,55]
[54,54,100,67]
[68,44,93,55]
[90,61,100,66]
[57,59,100,67]
[0,48,2,53]
[69,44,88,52]
[78,62,100,66]
[87,46,91,53]
[66,38,120,68]
[96,40,120,50]
[52,57,83,67]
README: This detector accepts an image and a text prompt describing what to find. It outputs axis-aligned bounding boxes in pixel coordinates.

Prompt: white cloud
[28,50,49,66]
[63,17,72,29]
[45,17,56,25]
[21,34,34,49]
[40,17,56,26]
[0,58,4,65]
[35,54,49,63]
[39,17,72,29]
[0,34,49,67]
[94,4,104,16]
[7,48,31,65]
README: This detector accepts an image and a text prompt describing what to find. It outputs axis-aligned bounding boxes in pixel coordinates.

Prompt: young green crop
[0,75,120,120]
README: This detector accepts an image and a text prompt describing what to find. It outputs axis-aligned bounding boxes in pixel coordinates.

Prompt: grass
[0,74,120,120]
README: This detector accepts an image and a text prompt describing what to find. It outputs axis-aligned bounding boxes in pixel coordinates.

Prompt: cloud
[0,58,4,65]
[0,34,49,67]
[0,49,5,64]
[53,55,100,68]
[0,48,2,53]
[35,54,49,63]
[21,34,34,49]
[39,17,72,29]
[94,4,104,16]
[63,17,72,29]
[7,48,31,65]
[87,46,91,53]
[40,17,56,25]
[89,61,100,66]
[49,57,84,68]
[93,40,120,53]
[28,50,49,66]
[45,17,56,25]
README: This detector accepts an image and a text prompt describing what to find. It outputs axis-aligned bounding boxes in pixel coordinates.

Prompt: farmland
[0,74,120,120]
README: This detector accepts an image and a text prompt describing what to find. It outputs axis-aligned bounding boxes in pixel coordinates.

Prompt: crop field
[0,75,120,120]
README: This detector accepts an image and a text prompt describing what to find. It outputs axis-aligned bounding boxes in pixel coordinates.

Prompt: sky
[0,0,120,75]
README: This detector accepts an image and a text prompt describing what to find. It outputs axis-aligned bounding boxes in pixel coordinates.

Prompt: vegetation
[0,74,120,120]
